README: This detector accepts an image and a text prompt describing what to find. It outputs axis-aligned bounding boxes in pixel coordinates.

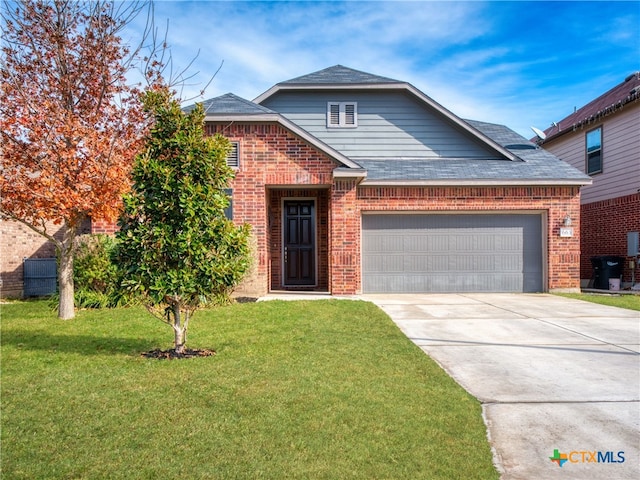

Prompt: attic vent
[345,103,356,125]
[329,103,340,125]
[327,102,357,128]
[226,141,239,168]
[504,144,537,150]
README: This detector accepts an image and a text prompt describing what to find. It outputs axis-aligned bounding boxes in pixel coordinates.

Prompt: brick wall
[207,123,338,297]
[330,179,360,294]
[3,120,585,297]
[0,219,62,297]
[355,185,583,292]
[90,219,119,235]
[581,192,640,284]
[208,122,583,294]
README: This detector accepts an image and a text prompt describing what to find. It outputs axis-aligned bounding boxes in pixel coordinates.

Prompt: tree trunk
[172,302,187,354]
[57,223,77,320]
[174,326,186,355]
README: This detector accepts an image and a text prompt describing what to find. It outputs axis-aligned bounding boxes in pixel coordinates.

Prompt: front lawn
[554,292,640,311]
[1,300,498,479]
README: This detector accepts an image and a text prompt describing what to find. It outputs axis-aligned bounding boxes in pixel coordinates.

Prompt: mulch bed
[141,348,216,360]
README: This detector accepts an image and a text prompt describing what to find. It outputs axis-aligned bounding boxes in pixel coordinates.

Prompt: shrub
[72,234,120,308]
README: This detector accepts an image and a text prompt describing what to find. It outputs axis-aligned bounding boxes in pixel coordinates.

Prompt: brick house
[534,72,640,287]
[186,65,590,296]
[1,65,592,298]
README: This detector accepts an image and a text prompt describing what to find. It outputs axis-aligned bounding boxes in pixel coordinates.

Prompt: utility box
[628,232,639,257]
[23,258,57,296]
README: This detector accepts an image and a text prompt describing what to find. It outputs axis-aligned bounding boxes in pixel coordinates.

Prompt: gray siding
[543,105,640,204]
[261,91,499,160]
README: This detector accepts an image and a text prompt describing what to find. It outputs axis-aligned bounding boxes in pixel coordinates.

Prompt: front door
[283,200,316,286]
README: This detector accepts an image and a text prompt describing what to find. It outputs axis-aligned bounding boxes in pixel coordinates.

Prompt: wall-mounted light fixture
[560,215,574,237]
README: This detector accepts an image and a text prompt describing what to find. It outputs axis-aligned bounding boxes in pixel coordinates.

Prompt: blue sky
[125,1,640,138]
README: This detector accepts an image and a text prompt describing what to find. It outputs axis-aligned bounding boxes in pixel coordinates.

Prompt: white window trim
[327,102,358,128]
[585,127,602,176]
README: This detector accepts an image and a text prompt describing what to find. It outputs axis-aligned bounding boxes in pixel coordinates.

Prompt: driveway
[361,293,640,480]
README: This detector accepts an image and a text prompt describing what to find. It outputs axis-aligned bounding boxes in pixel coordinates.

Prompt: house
[534,72,640,287]
[1,65,592,298]
[185,65,591,296]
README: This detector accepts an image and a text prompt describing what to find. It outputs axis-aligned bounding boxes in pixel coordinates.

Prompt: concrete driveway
[362,293,640,480]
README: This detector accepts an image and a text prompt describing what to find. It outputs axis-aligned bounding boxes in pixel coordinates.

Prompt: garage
[362,214,544,293]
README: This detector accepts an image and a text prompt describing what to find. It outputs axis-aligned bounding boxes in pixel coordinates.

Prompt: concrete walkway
[361,293,640,480]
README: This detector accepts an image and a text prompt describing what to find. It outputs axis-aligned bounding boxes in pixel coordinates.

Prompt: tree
[0,0,153,319]
[115,88,251,356]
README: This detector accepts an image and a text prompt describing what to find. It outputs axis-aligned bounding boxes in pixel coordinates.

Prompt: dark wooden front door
[283,200,316,286]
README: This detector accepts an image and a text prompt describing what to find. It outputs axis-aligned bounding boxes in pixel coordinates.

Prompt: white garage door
[362,214,543,293]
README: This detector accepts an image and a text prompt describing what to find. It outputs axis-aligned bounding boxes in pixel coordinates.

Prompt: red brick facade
[206,123,338,296]
[208,122,583,296]
[2,121,585,297]
[580,192,640,284]
[90,219,119,235]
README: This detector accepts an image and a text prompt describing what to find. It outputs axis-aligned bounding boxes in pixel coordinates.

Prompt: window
[327,102,357,128]
[223,188,233,220]
[586,127,602,175]
[226,142,239,169]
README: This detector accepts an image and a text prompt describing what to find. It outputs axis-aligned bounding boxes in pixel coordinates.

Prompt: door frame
[281,197,318,287]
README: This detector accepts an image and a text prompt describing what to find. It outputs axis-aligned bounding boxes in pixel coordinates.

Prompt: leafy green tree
[116,88,251,355]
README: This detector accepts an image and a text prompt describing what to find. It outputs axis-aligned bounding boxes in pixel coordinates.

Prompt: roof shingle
[359,120,592,184]
[183,93,275,115]
[279,65,403,85]
[541,72,640,142]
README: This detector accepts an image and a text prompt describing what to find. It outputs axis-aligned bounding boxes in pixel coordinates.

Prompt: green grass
[1,300,498,480]
[554,292,640,311]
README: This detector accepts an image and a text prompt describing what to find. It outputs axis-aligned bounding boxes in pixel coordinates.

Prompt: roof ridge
[183,93,276,115]
[542,72,640,141]
[279,65,403,85]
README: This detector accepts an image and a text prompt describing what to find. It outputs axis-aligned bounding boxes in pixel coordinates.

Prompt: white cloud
[141,0,493,100]
[120,1,639,138]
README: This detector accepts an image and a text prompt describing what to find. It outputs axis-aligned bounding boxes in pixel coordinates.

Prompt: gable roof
[540,72,640,143]
[277,64,403,86]
[187,67,591,187]
[185,93,365,173]
[183,93,276,115]
[255,65,521,163]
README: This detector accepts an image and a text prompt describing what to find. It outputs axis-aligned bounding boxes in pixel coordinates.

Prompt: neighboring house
[185,65,590,296]
[0,218,94,298]
[0,219,62,297]
[534,72,640,287]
